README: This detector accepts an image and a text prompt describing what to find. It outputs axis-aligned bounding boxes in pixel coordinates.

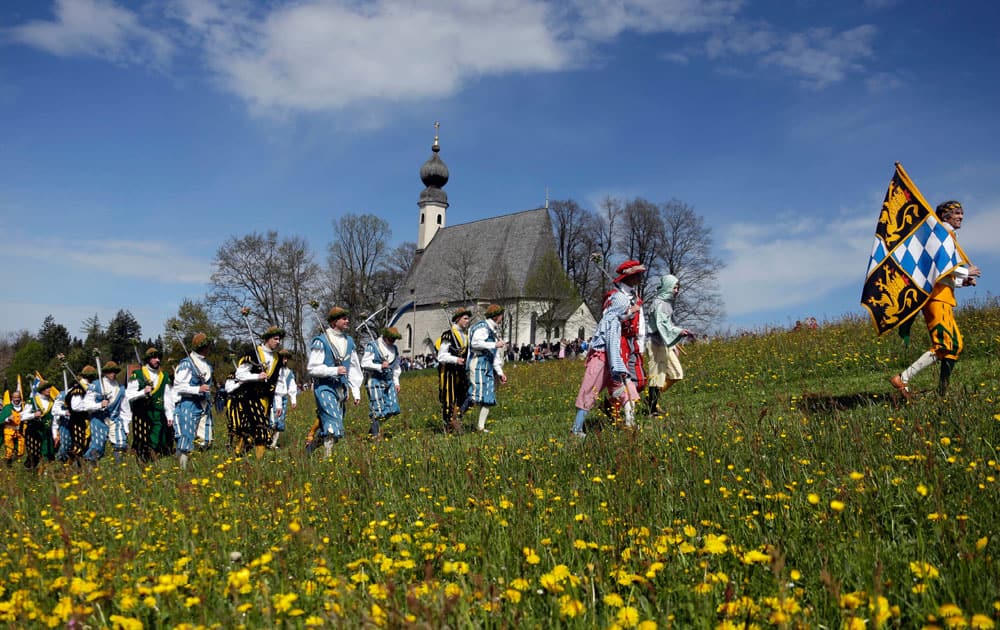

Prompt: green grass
[1,302,998,629]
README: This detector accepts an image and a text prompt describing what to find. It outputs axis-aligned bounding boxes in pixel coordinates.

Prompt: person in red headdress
[606,260,647,428]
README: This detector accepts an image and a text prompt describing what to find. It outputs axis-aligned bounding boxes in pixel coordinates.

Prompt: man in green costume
[126,347,174,462]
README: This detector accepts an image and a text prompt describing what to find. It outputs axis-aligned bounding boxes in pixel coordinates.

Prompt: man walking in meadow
[231,326,284,458]
[307,307,362,457]
[268,348,298,449]
[126,347,173,463]
[173,333,213,469]
[467,304,507,434]
[361,327,403,439]
[81,361,127,464]
[20,379,57,470]
[569,297,627,437]
[643,274,693,416]
[890,200,982,399]
[1,389,26,466]
[607,260,647,428]
[436,307,472,433]
[60,365,95,465]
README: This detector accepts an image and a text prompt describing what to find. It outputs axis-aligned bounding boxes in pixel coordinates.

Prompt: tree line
[0,197,722,385]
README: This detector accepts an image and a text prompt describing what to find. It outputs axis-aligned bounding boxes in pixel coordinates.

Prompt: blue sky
[2,0,998,339]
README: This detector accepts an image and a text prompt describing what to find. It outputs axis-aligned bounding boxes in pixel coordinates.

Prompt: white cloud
[717,209,874,316]
[10,236,211,284]
[4,0,173,66]
[566,0,742,41]
[718,201,1000,319]
[760,25,876,88]
[5,0,878,114]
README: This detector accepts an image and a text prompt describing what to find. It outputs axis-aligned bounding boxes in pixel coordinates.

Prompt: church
[389,128,596,358]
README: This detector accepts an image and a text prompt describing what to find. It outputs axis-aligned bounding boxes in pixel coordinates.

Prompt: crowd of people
[1,199,981,470]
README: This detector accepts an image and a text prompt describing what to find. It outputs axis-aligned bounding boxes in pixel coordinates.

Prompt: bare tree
[436,246,479,308]
[327,214,392,317]
[620,197,663,279]
[208,231,287,339]
[657,199,725,330]
[524,250,578,339]
[277,236,321,356]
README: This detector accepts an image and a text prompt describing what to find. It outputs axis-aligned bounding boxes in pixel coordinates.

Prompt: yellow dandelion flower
[304,615,325,627]
[444,583,462,598]
[701,534,728,555]
[511,578,530,591]
[840,592,866,609]
[910,561,940,580]
[790,569,801,581]
[558,595,585,618]
[574,539,588,550]
[807,493,820,505]
[976,537,988,551]
[616,606,640,627]
[844,617,866,630]
[638,621,657,630]
[970,614,995,629]
[830,500,845,512]
[604,593,625,607]
[109,615,144,630]
[938,603,963,618]
[742,549,771,564]
[184,596,200,608]
[684,525,697,537]
[524,549,540,565]
[917,484,929,497]
[504,589,522,603]
[849,471,864,480]
[289,521,302,533]
[371,603,387,627]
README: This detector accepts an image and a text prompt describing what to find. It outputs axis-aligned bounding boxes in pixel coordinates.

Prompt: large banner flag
[861,163,968,335]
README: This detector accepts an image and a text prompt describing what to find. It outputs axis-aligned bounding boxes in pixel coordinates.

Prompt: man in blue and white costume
[361,327,402,439]
[51,387,70,460]
[81,361,127,464]
[467,304,507,434]
[307,306,362,457]
[269,349,298,448]
[172,333,213,469]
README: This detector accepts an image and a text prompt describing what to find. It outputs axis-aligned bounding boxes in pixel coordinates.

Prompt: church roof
[393,207,556,308]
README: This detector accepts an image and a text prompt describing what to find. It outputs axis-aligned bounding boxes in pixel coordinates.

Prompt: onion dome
[419,124,449,205]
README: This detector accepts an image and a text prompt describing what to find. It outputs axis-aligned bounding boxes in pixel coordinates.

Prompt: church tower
[416,122,449,252]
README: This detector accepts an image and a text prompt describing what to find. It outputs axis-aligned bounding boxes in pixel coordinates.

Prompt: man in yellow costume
[1,390,26,466]
[891,201,982,399]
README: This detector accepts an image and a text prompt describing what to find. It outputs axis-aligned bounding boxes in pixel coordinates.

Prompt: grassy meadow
[2,303,999,629]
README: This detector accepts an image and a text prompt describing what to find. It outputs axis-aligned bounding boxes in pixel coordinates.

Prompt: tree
[276,236,321,357]
[0,330,31,387]
[435,246,479,308]
[524,251,579,340]
[105,309,143,365]
[37,315,71,360]
[8,340,47,388]
[164,298,229,376]
[208,231,320,357]
[326,214,392,318]
[657,199,725,330]
[620,197,663,277]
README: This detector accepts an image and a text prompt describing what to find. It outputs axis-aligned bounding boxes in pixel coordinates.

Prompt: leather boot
[938,358,955,396]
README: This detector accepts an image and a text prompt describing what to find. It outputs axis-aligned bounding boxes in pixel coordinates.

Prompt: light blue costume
[467,319,504,406]
[173,355,213,454]
[53,392,73,461]
[270,368,297,433]
[362,339,401,437]
[83,379,126,462]
[309,332,361,441]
